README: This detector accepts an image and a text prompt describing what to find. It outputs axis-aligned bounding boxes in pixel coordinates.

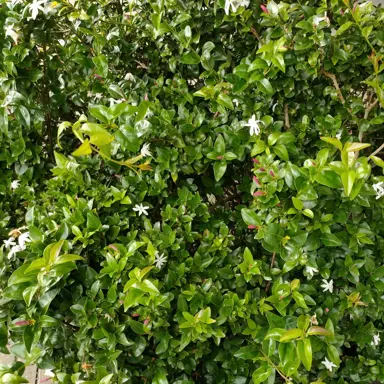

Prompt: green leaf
[307,326,333,336]
[23,325,34,353]
[257,79,274,95]
[241,209,262,226]
[320,137,342,151]
[336,21,354,35]
[315,170,342,188]
[297,339,312,371]
[297,184,318,200]
[152,368,168,384]
[89,104,112,123]
[93,55,108,77]
[99,374,114,384]
[341,170,356,196]
[180,51,200,64]
[217,94,234,110]
[292,291,308,309]
[320,233,342,247]
[252,364,273,384]
[264,223,284,246]
[248,58,268,72]
[370,155,384,168]
[80,123,114,147]
[279,328,303,342]
[292,197,303,210]
[72,139,92,156]
[0,373,29,383]
[213,160,227,181]
[274,144,289,161]
[128,319,147,335]
[15,106,30,128]
[54,254,84,265]
[214,134,226,154]
[0,323,8,348]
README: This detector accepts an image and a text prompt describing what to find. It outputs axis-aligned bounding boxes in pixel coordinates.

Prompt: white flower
[29,0,46,20]
[322,357,337,372]
[18,232,31,250]
[8,245,22,259]
[124,73,136,82]
[371,334,380,346]
[154,251,167,269]
[207,193,216,205]
[224,0,249,14]
[94,93,103,100]
[310,314,318,325]
[373,182,384,200]
[5,24,19,44]
[11,180,20,190]
[335,131,342,140]
[321,279,334,293]
[87,91,94,97]
[224,0,237,14]
[245,114,263,136]
[233,99,239,107]
[113,46,120,53]
[305,265,318,278]
[133,203,149,216]
[44,370,55,378]
[3,237,16,248]
[140,143,152,157]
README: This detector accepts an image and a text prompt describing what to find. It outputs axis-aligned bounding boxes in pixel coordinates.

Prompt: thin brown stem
[370,142,384,158]
[322,70,345,104]
[284,104,290,130]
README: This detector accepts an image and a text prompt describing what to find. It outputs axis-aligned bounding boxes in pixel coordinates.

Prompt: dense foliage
[1,0,384,383]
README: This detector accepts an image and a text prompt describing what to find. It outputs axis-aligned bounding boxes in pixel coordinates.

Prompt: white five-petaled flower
[373,182,384,200]
[322,357,337,372]
[11,180,20,190]
[207,193,216,205]
[154,251,167,269]
[94,93,103,100]
[335,131,342,140]
[371,333,380,346]
[18,232,31,249]
[245,114,263,136]
[3,237,16,248]
[124,73,136,82]
[133,203,149,216]
[29,0,46,20]
[140,143,152,157]
[321,279,334,293]
[305,265,319,279]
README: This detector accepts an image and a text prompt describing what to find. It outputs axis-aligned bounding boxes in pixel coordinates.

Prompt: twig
[370,142,384,158]
[322,70,345,104]
[250,26,261,41]
[284,104,290,130]
[356,98,379,159]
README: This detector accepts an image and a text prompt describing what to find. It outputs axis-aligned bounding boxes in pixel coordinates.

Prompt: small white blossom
[322,357,337,372]
[18,232,31,249]
[305,265,318,279]
[3,237,16,248]
[44,370,55,378]
[233,99,239,107]
[310,314,318,325]
[113,46,120,53]
[371,334,380,346]
[11,180,20,190]
[321,279,334,293]
[140,143,152,157]
[29,0,46,20]
[373,182,384,200]
[207,193,216,205]
[8,245,22,259]
[133,203,149,216]
[87,91,94,98]
[335,131,342,140]
[124,73,136,82]
[94,93,103,100]
[154,251,167,269]
[5,24,19,44]
[245,114,263,136]
[224,0,249,14]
